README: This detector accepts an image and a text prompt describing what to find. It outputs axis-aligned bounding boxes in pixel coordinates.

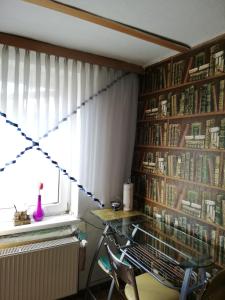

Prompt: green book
[178,92,185,115]
[205,119,215,148]
[219,80,225,111]
[184,152,191,180]
[201,154,208,184]
[214,155,220,186]
[219,118,225,149]
[206,83,212,112]
[215,194,223,225]
[194,51,206,67]
[191,122,202,136]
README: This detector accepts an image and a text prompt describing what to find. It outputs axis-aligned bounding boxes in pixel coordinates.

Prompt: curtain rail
[0,32,144,74]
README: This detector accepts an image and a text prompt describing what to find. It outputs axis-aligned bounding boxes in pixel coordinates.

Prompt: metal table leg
[179,267,193,300]
[85,224,110,300]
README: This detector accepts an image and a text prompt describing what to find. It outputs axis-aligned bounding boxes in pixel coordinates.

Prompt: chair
[200,269,225,300]
[104,243,180,300]
[98,255,112,274]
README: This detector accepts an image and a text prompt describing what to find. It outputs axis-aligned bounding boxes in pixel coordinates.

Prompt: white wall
[77,192,109,290]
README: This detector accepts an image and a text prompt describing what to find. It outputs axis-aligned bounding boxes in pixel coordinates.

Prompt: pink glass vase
[33,195,44,221]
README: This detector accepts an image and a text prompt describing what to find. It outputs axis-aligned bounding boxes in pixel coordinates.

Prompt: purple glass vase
[33,194,44,221]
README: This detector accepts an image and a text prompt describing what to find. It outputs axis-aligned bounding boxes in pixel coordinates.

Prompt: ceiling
[0,0,225,67]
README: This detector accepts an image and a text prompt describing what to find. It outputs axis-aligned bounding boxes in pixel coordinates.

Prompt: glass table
[108,214,213,299]
[86,210,214,300]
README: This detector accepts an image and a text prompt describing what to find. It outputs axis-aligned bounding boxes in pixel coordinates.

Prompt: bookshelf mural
[133,36,225,269]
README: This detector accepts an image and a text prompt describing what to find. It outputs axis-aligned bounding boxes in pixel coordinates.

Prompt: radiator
[0,236,79,300]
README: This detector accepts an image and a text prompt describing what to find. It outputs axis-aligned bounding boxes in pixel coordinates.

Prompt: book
[202,154,208,184]
[179,123,190,147]
[178,92,185,115]
[185,85,195,114]
[194,51,206,67]
[222,199,225,226]
[219,118,225,149]
[167,62,172,87]
[214,155,220,186]
[207,155,214,185]
[209,44,221,75]
[209,126,220,149]
[212,83,218,112]
[205,119,215,148]
[191,122,202,136]
[213,50,224,74]
[184,56,193,83]
[172,60,185,85]
[204,199,215,223]
[219,80,225,111]
[215,194,223,225]
[199,84,211,113]
[159,94,168,117]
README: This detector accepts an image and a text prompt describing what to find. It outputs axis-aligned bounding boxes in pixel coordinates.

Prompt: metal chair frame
[105,243,140,300]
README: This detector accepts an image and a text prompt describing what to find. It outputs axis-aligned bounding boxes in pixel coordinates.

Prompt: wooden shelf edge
[135,144,225,153]
[137,111,225,122]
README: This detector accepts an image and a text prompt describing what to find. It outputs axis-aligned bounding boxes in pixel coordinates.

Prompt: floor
[62,281,121,300]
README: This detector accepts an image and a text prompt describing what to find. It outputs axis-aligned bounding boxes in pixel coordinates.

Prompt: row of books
[138,80,225,120]
[136,123,180,146]
[135,150,225,188]
[143,204,217,248]
[134,174,225,226]
[189,47,224,81]
[144,60,186,91]
[144,44,225,92]
[163,152,222,187]
[144,62,170,91]
[143,204,225,266]
[136,118,225,149]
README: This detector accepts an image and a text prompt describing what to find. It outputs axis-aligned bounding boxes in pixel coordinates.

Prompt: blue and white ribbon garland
[38,71,129,141]
[0,111,103,207]
[0,71,130,207]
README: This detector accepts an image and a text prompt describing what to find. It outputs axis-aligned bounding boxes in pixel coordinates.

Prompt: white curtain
[0,44,138,209]
[79,70,138,206]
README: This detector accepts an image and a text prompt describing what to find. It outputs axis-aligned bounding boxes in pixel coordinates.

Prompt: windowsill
[0,214,80,237]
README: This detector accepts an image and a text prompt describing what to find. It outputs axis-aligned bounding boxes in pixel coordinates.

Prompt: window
[0,117,70,220]
[0,47,81,220]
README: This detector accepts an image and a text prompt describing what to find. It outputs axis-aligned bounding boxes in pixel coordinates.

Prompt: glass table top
[107,214,213,268]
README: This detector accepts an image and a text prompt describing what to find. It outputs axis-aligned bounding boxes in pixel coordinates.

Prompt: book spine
[219,80,225,111]
[214,155,220,186]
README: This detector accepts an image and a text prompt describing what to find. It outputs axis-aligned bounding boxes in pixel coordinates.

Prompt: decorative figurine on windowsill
[33,183,44,222]
[14,209,31,226]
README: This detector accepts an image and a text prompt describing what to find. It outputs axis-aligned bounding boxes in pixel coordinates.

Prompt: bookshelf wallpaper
[132,35,225,269]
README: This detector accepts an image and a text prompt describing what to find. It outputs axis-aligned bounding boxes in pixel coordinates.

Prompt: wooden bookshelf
[133,169,225,193]
[142,72,225,97]
[133,34,225,269]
